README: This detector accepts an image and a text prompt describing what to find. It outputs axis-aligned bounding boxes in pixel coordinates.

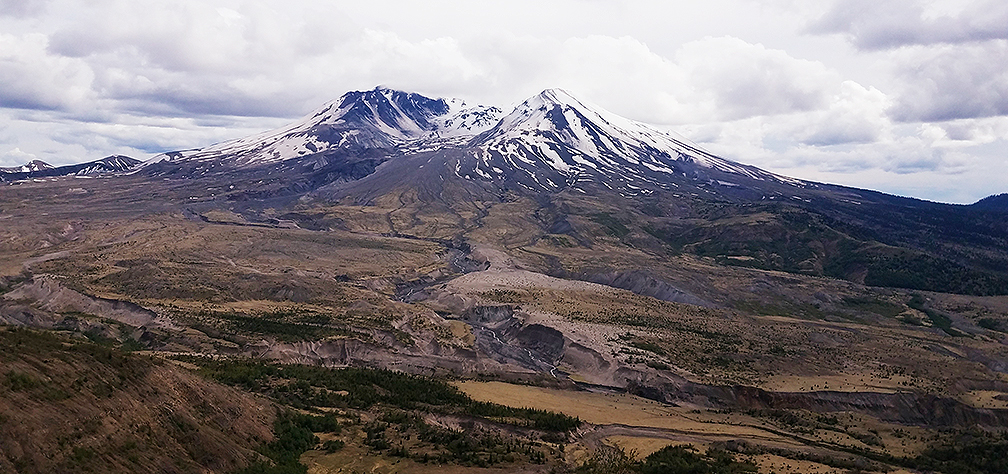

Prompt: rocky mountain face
[0,329,273,473]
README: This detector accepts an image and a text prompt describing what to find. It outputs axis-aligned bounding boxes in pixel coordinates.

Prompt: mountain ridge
[0,155,140,182]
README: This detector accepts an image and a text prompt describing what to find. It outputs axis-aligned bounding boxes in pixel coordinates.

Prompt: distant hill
[1,155,141,182]
[0,160,53,174]
[971,193,1008,211]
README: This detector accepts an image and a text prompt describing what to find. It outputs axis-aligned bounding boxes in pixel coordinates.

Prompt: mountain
[140,87,811,200]
[132,87,1008,295]
[139,86,795,195]
[0,155,141,182]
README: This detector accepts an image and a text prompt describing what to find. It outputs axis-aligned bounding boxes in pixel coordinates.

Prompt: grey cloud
[888,41,1008,122]
[801,125,879,147]
[810,0,1008,49]
[0,0,49,18]
[110,85,309,120]
[776,141,961,176]
[716,74,828,119]
[0,91,62,111]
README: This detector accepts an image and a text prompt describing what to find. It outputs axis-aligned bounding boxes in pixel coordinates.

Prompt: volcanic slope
[123,86,1008,297]
[298,89,1008,297]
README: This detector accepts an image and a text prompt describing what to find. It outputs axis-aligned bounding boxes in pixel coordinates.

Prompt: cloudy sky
[2,0,1006,203]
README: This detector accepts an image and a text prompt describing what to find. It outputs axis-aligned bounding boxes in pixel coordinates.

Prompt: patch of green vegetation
[239,410,339,474]
[641,202,1008,296]
[978,318,1004,332]
[5,371,39,391]
[734,442,883,472]
[629,340,666,356]
[639,445,757,474]
[591,213,630,238]
[577,444,757,474]
[908,431,1008,474]
[544,235,575,247]
[207,362,568,471]
[841,296,905,318]
[184,358,581,433]
[646,361,671,371]
[365,415,550,467]
[745,424,1008,474]
[321,439,344,453]
[907,294,963,337]
[827,248,1008,296]
[840,429,1008,474]
[479,289,524,304]
[189,309,348,342]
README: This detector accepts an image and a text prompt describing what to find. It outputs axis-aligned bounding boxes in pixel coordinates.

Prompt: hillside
[0,328,274,473]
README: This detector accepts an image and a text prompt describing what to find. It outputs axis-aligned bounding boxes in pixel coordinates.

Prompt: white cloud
[0,33,93,111]
[794,81,890,146]
[1,147,38,167]
[674,37,837,121]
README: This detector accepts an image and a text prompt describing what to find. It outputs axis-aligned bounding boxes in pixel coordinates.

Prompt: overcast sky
[2,0,1006,203]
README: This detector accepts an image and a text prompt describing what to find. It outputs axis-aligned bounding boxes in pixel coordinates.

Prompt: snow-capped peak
[460,88,800,192]
[144,87,502,167]
[135,86,801,194]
